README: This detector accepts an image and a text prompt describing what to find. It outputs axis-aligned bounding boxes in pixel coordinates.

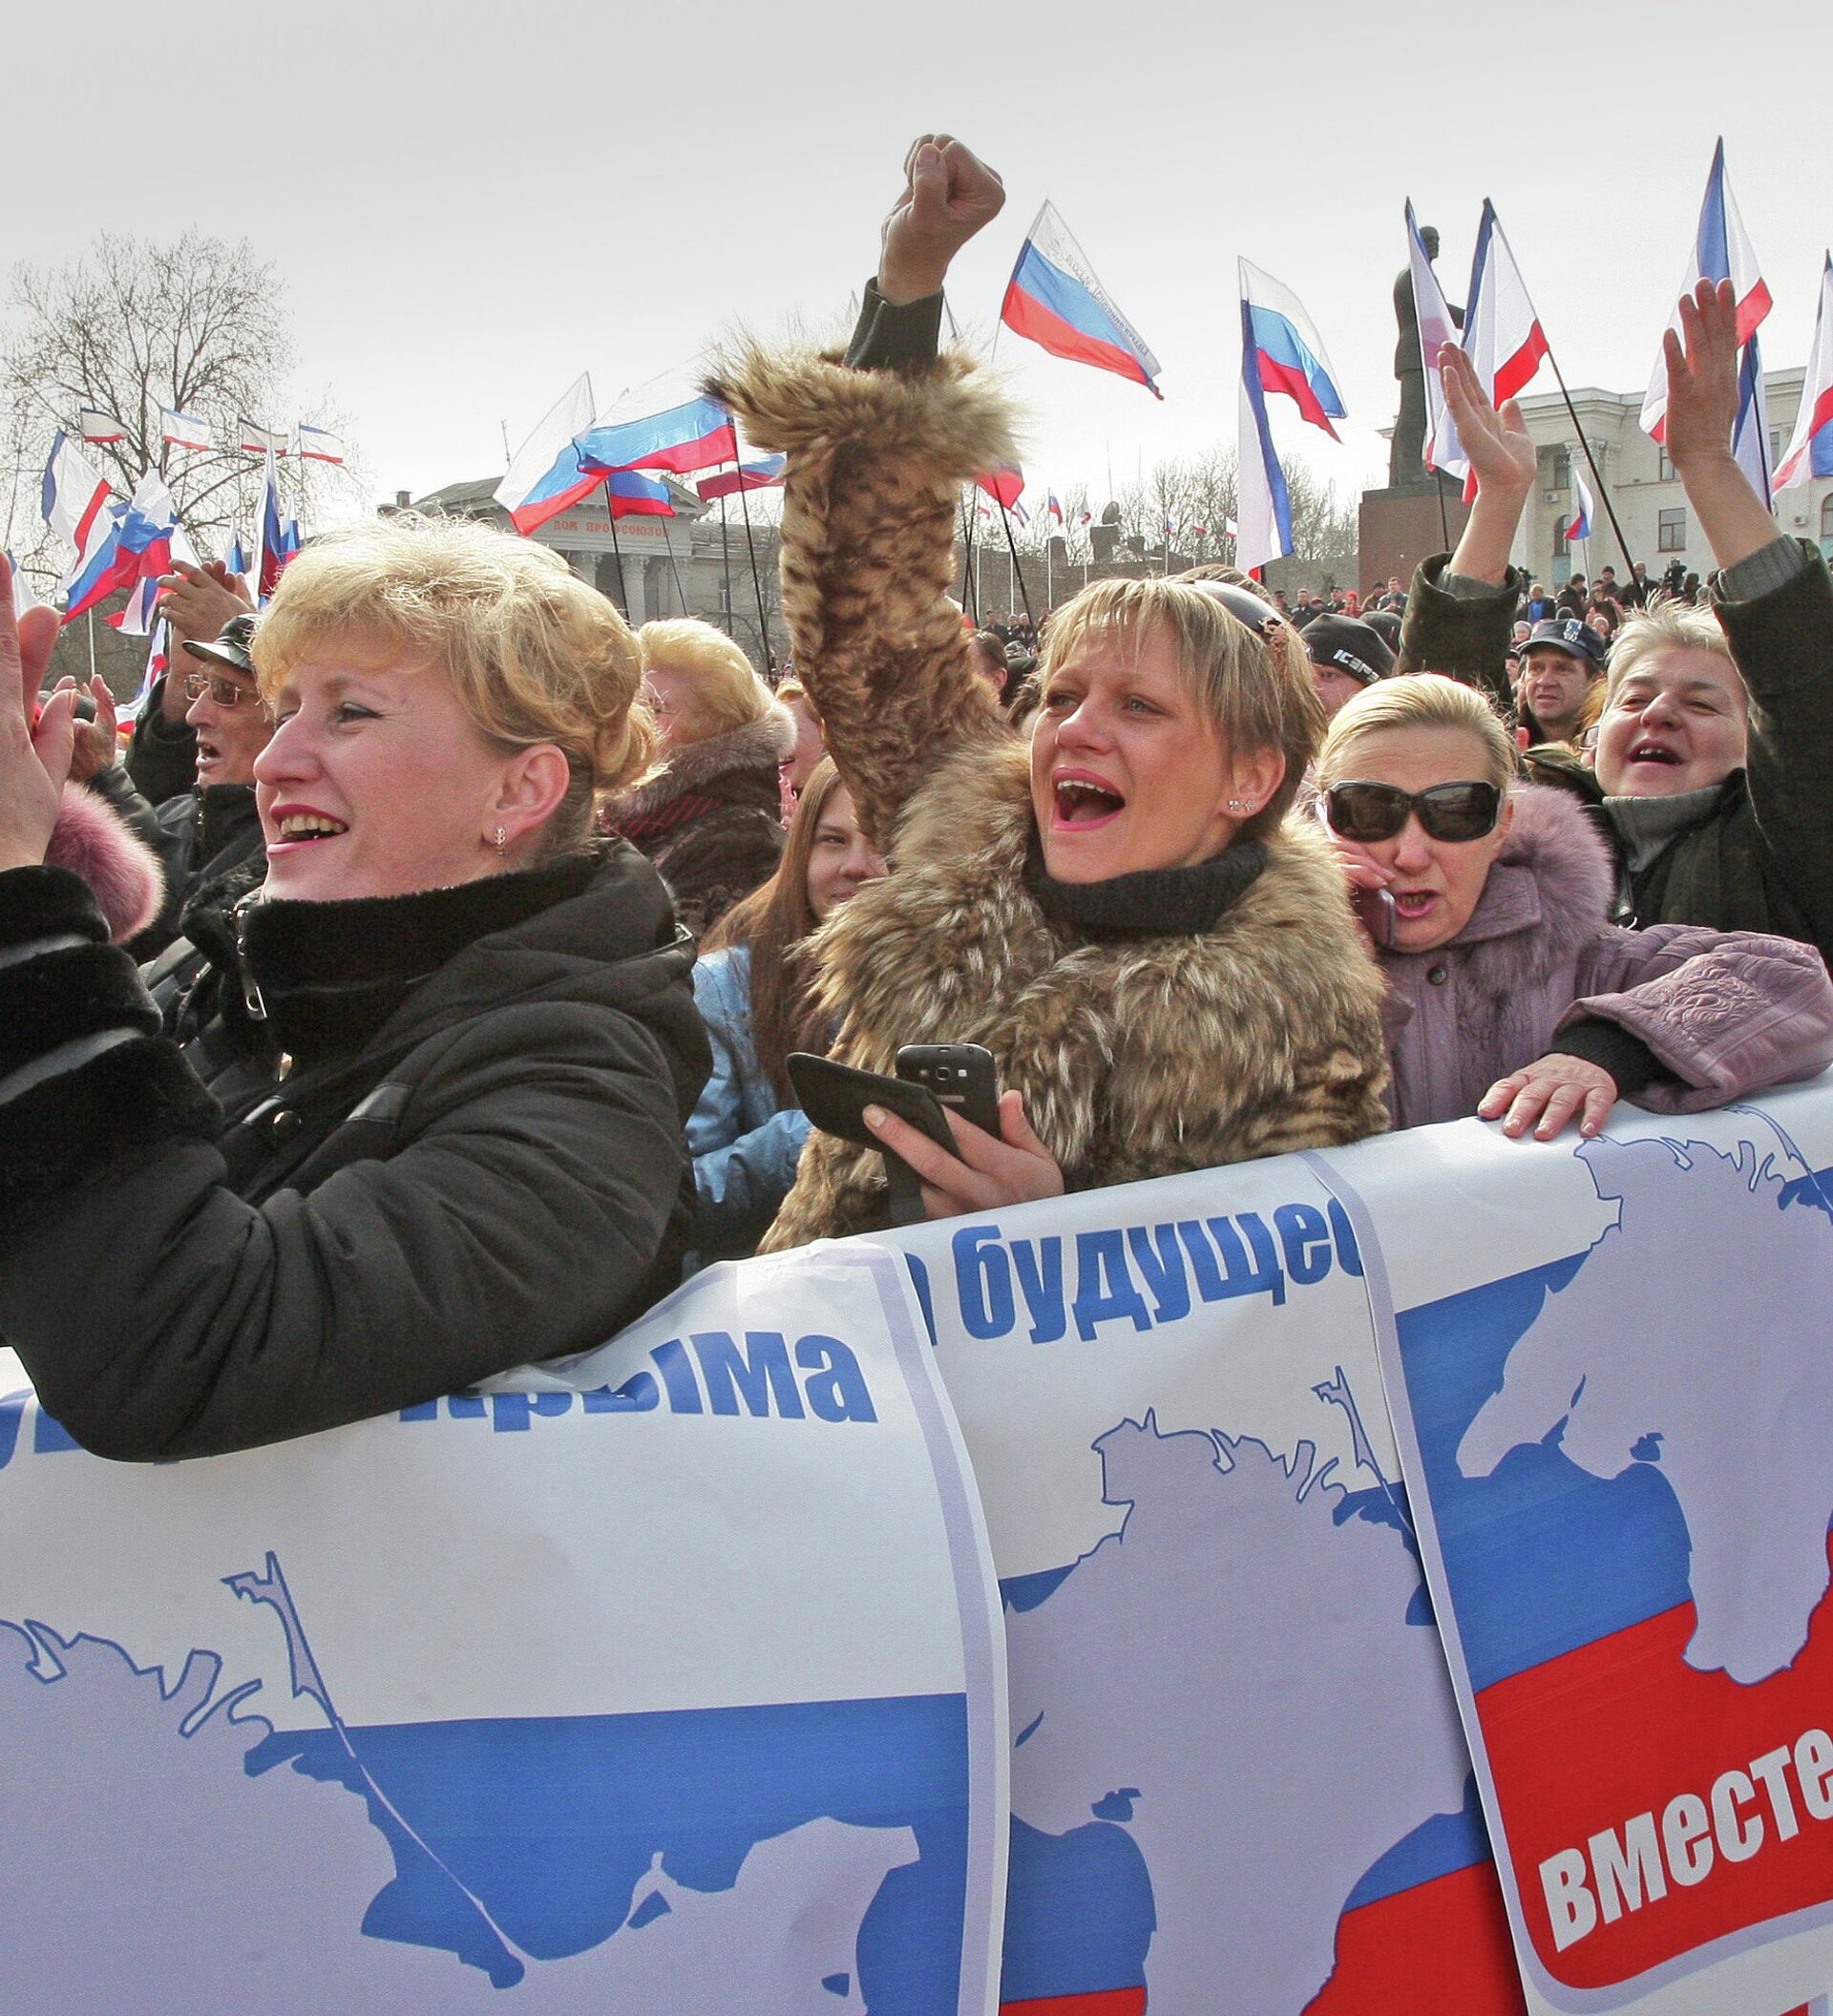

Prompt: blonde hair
[254,512,651,851]
[1038,576,1321,836]
[639,618,774,740]
[1318,673,1517,793]
[1604,601,1740,706]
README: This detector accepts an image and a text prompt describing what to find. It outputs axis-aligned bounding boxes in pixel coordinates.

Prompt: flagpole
[720,493,733,634]
[602,479,629,618]
[997,502,1036,633]
[87,610,96,680]
[1434,478,1451,554]
[734,470,774,678]
[1541,347,1638,583]
[659,508,688,616]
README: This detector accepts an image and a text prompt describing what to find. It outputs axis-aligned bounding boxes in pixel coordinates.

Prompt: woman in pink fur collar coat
[1318,674,1833,1141]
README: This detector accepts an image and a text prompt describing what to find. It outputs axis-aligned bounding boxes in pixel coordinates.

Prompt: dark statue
[1390,227,1464,487]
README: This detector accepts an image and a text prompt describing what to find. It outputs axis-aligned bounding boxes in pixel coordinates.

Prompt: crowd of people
[0,131,1827,1461]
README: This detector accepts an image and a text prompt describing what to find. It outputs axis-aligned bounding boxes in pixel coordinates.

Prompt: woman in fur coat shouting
[711,136,1390,1243]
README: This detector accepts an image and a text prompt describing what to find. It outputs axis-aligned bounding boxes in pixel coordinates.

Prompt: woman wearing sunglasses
[1317,674,1833,1141]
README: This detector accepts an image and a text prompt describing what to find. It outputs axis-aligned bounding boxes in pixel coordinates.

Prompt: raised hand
[877,135,1005,306]
[1439,343,1536,498]
[158,557,253,646]
[57,675,121,785]
[0,555,74,872]
[1662,279,1739,468]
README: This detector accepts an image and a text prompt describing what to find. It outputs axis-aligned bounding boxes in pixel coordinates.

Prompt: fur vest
[605,708,794,938]
[765,740,1390,1248]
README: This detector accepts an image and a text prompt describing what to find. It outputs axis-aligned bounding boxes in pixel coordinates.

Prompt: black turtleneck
[1023,836,1269,937]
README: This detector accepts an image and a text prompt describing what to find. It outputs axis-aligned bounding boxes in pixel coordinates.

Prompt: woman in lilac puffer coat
[1317,675,1833,1140]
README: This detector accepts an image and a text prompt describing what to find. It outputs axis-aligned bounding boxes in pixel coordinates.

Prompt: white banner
[0,1244,1005,2016]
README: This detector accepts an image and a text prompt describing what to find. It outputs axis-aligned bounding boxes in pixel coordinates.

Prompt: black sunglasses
[1324,779,1503,844]
[1184,578,1289,640]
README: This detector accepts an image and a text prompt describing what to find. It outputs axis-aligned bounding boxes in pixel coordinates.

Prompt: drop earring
[494,826,508,859]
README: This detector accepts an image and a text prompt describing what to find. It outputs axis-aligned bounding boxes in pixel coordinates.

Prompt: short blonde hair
[1604,601,1740,706]
[639,618,773,740]
[1038,576,1322,835]
[1318,673,1517,793]
[255,512,651,850]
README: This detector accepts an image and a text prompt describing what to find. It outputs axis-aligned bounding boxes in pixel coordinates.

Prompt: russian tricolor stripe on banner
[1001,200,1162,397]
[696,455,786,502]
[495,374,600,535]
[603,470,675,520]
[1641,139,1772,442]
[1239,259,1347,441]
[575,394,736,481]
[1565,464,1594,544]
[1462,201,1549,410]
[160,407,213,452]
[1774,255,1833,493]
[1406,200,1469,488]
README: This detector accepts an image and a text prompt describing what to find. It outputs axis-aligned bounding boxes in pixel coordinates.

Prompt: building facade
[1509,368,1833,587]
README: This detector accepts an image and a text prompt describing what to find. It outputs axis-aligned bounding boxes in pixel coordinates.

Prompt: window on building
[1772,429,1785,468]
[1657,447,1675,482]
[1543,447,1572,490]
[1658,507,1687,553]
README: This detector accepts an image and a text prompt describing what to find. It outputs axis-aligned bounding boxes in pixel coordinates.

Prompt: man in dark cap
[1303,612,1398,719]
[1515,615,1608,747]
[137,613,271,960]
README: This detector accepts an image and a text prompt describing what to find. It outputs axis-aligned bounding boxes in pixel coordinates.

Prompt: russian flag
[1774,254,1833,494]
[41,430,116,556]
[494,373,599,535]
[112,513,200,637]
[160,407,213,452]
[696,454,786,502]
[1462,201,1549,411]
[223,529,249,579]
[603,470,675,520]
[1565,463,1594,545]
[977,460,1026,510]
[1001,200,1162,397]
[257,449,290,600]
[1407,200,1469,488]
[1236,299,1294,578]
[1239,258,1347,440]
[297,424,346,464]
[575,393,736,481]
[63,468,178,623]
[1641,139,1772,442]
[78,408,128,444]
[1046,492,1064,526]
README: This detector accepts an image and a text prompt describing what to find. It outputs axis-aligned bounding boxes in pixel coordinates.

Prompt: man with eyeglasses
[137,614,271,962]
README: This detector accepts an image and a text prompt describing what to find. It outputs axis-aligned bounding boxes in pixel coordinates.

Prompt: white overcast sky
[13,0,1833,519]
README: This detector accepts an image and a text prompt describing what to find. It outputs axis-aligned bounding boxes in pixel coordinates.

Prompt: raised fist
[877,135,1005,306]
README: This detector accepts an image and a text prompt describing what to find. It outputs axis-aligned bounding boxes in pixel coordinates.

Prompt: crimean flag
[1239,258,1347,440]
[239,416,290,455]
[1773,254,1833,494]
[575,393,737,481]
[494,374,599,535]
[1457,200,1549,498]
[1731,330,1774,503]
[160,407,213,452]
[41,430,116,556]
[297,424,346,464]
[1001,200,1162,397]
[78,408,128,444]
[6,550,44,618]
[1407,200,1469,488]
[1640,138,1772,443]
[696,454,786,502]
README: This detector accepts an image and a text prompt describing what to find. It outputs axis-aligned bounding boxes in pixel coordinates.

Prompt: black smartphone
[896,1043,1001,1135]
[787,1053,959,1227]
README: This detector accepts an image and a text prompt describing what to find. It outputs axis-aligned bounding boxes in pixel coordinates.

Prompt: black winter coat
[131,781,266,962]
[0,844,708,1461]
